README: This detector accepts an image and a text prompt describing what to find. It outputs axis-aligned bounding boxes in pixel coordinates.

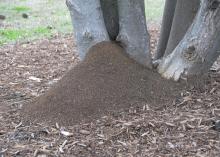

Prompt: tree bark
[66,0,109,60]
[158,0,220,81]
[117,0,152,68]
[154,0,177,60]
[164,0,200,57]
[100,0,119,40]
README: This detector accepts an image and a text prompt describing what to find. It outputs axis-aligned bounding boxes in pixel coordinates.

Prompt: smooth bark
[158,0,220,81]
[164,0,200,56]
[155,0,177,60]
[117,0,152,68]
[66,0,109,60]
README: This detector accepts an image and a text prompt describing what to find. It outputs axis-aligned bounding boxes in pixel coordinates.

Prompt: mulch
[1,29,220,156]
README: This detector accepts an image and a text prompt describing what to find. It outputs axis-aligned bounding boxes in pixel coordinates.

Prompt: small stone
[22,13,28,19]
[213,120,220,131]
[0,15,6,20]
[47,26,53,30]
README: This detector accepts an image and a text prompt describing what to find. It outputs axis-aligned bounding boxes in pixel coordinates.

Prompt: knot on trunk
[208,0,220,10]
[183,45,197,61]
[83,31,94,40]
[183,45,205,63]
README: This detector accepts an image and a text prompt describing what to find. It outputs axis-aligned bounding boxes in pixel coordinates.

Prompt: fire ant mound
[22,42,183,126]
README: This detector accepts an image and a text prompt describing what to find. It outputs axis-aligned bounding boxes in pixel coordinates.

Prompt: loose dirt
[22,42,183,126]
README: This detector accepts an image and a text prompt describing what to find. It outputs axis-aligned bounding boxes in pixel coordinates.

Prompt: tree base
[22,42,184,126]
[157,53,189,81]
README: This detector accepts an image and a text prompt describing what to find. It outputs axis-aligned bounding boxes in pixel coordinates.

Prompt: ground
[1,28,220,156]
[1,0,220,157]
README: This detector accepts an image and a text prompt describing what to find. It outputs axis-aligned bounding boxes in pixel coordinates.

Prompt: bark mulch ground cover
[1,30,220,156]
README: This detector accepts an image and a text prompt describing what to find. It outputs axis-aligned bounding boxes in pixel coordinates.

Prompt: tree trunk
[100,0,119,40]
[66,0,109,60]
[164,0,200,57]
[158,0,220,81]
[117,0,152,68]
[154,0,177,60]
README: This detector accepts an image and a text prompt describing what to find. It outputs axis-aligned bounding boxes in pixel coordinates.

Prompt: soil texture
[23,42,183,125]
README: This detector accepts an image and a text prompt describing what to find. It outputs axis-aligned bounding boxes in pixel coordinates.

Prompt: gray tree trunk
[154,0,177,60]
[158,0,220,81]
[164,0,200,56]
[100,0,119,40]
[117,0,152,68]
[66,0,109,60]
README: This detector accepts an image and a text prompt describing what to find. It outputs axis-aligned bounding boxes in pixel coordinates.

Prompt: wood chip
[60,130,73,137]
[28,76,42,82]
[79,130,90,135]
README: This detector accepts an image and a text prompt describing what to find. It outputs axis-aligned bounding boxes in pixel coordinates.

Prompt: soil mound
[22,42,183,126]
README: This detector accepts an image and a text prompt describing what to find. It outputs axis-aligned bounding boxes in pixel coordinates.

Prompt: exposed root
[158,53,188,81]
